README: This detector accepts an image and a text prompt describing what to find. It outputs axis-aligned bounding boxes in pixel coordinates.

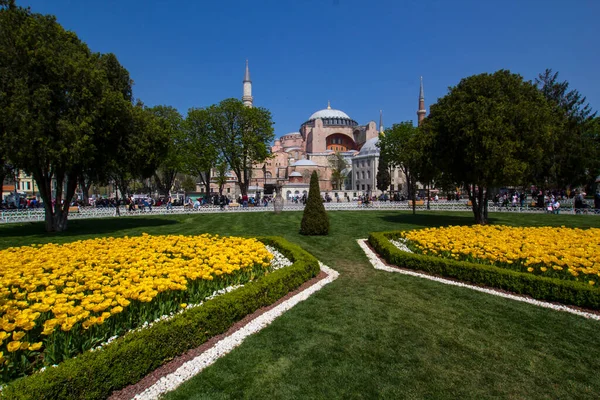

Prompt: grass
[1,211,600,399]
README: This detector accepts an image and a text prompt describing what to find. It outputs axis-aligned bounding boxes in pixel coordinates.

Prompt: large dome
[308,108,351,121]
[358,137,380,156]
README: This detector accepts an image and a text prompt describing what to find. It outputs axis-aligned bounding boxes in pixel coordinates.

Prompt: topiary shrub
[300,171,329,235]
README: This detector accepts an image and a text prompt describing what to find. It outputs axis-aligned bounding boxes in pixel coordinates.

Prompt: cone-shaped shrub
[300,171,329,235]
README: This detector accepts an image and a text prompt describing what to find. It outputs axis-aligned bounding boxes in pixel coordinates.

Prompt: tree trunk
[79,176,92,206]
[469,184,488,225]
[411,178,416,215]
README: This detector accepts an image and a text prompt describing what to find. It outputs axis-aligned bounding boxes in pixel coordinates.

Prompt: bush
[0,237,320,400]
[368,231,600,310]
[300,171,329,235]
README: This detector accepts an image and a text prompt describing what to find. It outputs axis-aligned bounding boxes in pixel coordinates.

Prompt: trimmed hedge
[1,237,320,400]
[369,231,600,310]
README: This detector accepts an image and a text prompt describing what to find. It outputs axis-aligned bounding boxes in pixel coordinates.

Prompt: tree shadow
[380,212,499,228]
[0,217,180,238]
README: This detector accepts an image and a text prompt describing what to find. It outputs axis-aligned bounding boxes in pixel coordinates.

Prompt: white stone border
[357,239,600,321]
[133,262,339,400]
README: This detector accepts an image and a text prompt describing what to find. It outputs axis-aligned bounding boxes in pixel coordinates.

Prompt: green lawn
[2,211,600,399]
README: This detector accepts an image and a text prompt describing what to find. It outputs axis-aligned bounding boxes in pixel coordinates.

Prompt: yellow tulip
[28,342,43,351]
[7,341,21,352]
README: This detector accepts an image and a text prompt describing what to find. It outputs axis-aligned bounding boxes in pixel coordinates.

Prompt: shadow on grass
[380,212,500,228]
[0,217,180,238]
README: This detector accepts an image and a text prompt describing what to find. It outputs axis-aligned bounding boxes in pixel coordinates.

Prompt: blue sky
[20,0,600,138]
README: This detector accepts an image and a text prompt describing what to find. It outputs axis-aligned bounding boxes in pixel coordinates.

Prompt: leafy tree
[78,52,135,206]
[376,135,391,194]
[328,152,347,190]
[425,70,556,224]
[103,102,160,212]
[300,171,329,235]
[205,99,274,196]
[379,122,421,214]
[184,108,219,195]
[181,175,196,193]
[213,160,230,196]
[0,3,132,231]
[149,105,185,198]
[535,69,598,189]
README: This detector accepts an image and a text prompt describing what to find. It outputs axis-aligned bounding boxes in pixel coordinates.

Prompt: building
[220,62,425,200]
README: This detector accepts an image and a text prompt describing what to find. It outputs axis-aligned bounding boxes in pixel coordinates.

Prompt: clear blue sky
[20,0,600,138]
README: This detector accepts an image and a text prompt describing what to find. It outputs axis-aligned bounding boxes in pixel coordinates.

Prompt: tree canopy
[191,99,274,196]
[0,3,165,230]
[328,152,347,190]
[423,69,557,224]
[535,69,598,189]
[379,122,422,211]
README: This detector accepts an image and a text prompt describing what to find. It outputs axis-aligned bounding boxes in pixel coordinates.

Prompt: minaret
[242,60,253,108]
[379,110,384,135]
[417,76,426,125]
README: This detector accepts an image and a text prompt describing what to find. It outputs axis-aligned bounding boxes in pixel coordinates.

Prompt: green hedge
[1,237,320,400]
[369,231,600,310]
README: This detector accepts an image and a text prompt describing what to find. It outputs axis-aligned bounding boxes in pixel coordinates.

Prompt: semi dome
[289,172,303,177]
[358,137,380,156]
[291,159,318,167]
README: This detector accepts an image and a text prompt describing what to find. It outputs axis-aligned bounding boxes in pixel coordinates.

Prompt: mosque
[218,61,427,201]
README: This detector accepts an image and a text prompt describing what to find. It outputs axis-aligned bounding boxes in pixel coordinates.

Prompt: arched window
[361,171,365,179]
[367,171,371,179]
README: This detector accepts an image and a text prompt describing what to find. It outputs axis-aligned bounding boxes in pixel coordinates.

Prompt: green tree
[180,175,196,193]
[328,152,347,190]
[184,108,219,195]
[0,3,134,231]
[376,135,391,194]
[149,105,185,198]
[213,160,230,196]
[206,99,274,196]
[379,122,421,214]
[78,52,135,206]
[300,171,329,235]
[535,69,598,189]
[425,70,556,224]
[104,102,168,211]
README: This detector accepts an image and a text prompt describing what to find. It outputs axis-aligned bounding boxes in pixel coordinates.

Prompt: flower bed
[368,229,600,311]
[0,234,285,384]
[400,226,600,285]
[0,236,319,399]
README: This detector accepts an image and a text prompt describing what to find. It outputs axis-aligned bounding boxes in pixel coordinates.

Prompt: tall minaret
[242,60,253,108]
[379,110,384,135]
[417,76,426,125]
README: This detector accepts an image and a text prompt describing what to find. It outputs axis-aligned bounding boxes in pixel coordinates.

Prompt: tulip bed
[369,227,600,310]
[0,234,310,387]
[400,225,600,285]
